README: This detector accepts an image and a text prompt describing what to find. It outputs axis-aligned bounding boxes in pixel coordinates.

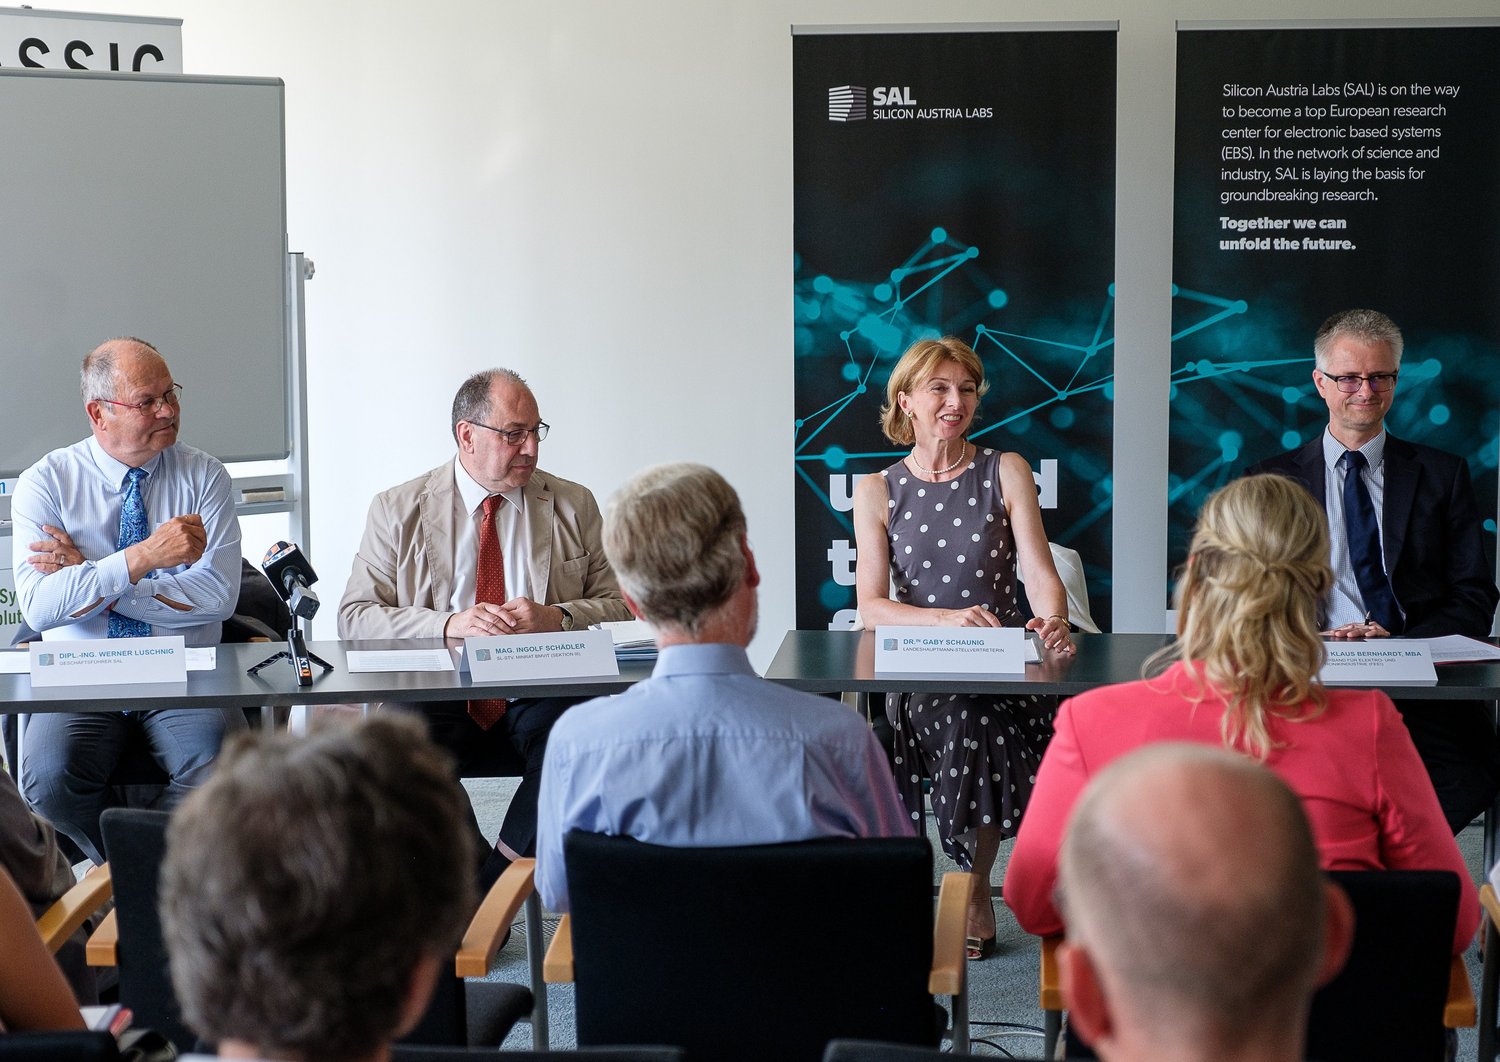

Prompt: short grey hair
[161,715,475,1062]
[1314,308,1404,370]
[604,463,747,636]
[451,368,529,441]
[1058,743,1325,1052]
[80,336,160,401]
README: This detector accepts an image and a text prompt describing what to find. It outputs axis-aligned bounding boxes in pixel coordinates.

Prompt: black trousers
[1394,698,1500,834]
[393,695,581,863]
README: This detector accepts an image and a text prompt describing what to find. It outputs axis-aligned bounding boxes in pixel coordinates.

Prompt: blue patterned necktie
[109,467,152,638]
[1342,450,1400,632]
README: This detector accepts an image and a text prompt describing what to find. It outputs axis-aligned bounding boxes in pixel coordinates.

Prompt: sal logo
[37,654,54,666]
[473,648,491,661]
[882,638,899,651]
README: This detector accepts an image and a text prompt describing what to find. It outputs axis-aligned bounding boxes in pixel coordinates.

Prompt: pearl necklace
[908,441,968,477]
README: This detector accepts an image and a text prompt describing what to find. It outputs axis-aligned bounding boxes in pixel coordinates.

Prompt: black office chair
[1307,869,1472,1062]
[545,832,970,1062]
[90,809,534,1054]
[0,1031,121,1060]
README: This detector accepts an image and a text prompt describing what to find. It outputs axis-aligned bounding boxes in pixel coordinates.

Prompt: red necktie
[468,494,508,729]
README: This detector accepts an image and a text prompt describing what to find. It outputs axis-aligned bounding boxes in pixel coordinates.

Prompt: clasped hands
[1324,619,1391,640]
[446,598,566,638]
[936,605,1075,654]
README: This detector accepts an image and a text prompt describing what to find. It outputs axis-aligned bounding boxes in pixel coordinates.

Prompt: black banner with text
[1170,25,1500,580]
[792,28,1117,630]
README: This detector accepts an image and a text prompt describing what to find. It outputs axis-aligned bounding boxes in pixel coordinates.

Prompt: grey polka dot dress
[881,448,1056,868]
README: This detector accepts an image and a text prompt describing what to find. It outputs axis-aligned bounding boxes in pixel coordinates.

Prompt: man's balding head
[1057,744,1350,1061]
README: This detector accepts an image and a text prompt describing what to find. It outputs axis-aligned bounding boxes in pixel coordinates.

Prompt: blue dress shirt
[12,437,241,645]
[536,642,912,911]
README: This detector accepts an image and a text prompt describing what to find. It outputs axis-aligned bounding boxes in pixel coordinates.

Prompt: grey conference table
[0,638,656,714]
[764,628,1500,700]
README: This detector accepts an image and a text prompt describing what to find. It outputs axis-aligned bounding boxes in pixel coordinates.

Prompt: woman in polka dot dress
[853,336,1076,960]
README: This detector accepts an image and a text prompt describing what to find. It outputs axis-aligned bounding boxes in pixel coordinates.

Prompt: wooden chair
[543,833,971,1062]
[1037,869,1475,1061]
[1470,881,1500,1060]
[85,809,541,1053]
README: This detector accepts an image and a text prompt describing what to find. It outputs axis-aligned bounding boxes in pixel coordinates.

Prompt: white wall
[61,0,1500,663]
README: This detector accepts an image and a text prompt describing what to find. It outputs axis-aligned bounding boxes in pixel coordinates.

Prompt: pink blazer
[1003,661,1480,955]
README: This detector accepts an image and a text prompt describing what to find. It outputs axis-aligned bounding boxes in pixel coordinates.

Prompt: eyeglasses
[469,420,550,445]
[1319,371,1398,394]
[98,384,183,415]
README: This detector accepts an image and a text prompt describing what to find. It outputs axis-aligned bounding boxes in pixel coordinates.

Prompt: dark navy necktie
[1342,450,1399,632]
[109,467,152,638]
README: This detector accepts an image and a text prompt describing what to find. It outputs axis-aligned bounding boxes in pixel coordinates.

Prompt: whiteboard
[0,68,288,476]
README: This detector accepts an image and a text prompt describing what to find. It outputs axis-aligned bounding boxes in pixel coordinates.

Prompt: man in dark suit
[1250,308,1500,831]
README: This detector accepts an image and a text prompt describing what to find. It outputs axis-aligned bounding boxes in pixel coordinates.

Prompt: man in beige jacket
[339,368,629,886]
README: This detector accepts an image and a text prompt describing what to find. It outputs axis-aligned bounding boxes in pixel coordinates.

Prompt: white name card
[30,636,187,687]
[1319,640,1437,686]
[464,630,619,682]
[874,625,1026,675]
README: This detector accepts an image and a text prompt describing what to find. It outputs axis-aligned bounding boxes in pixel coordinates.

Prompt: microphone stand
[247,612,334,687]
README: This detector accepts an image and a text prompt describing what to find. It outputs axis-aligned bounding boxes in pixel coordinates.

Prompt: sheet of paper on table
[597,618,658,661]
[346,648,457,673]
[1424,634,1500,664]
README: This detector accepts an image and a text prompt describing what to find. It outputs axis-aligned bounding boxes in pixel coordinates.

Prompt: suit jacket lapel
[1381,435,1417,574]
[524,475,555,602]
[1295,436,1326,510]
[420,463,458,607]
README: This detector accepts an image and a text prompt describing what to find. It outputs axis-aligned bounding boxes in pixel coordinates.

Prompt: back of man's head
[161,715,475,1062]
[1058,743,1334,1060]
[604,462,748,636]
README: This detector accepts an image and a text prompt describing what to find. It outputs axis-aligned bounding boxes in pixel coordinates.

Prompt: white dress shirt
[448,456,532,610]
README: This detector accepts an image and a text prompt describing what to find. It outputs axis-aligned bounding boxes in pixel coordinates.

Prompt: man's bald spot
[1060,743,1326,1039]
[82,337,165,401]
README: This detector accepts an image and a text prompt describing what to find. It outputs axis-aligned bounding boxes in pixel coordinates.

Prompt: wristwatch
[557,606,576,632]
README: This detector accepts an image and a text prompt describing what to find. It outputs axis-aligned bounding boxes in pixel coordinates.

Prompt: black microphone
[261,541,320,621]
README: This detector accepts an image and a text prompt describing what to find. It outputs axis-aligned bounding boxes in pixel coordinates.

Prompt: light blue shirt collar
[86,434,165,486]
[1321,427,1386,472]
[652,642,757,679]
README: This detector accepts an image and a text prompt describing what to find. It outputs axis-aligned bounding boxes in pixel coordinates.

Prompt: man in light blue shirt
[9,337,246,863]
[536,462,910,912]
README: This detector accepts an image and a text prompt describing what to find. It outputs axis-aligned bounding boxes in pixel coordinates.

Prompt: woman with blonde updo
[1003,474,1479,955]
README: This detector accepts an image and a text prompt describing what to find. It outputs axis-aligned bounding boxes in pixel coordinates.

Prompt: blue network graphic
[793,228,1116,621]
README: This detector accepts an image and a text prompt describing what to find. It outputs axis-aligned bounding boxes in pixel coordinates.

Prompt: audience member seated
[1005,473,1480,955]
[159,715,474,1062]
[852,336,1074,959]
[536,462,910,912]
[0,864,84,1034]
[1055,743,1353,1062]
[0,766,96,1003]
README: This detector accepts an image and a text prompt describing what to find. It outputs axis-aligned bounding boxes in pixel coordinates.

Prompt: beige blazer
[337,462,630,640]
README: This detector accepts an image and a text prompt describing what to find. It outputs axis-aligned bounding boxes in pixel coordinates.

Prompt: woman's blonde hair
[879,336,989,446]
[1151,474,1333,758]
